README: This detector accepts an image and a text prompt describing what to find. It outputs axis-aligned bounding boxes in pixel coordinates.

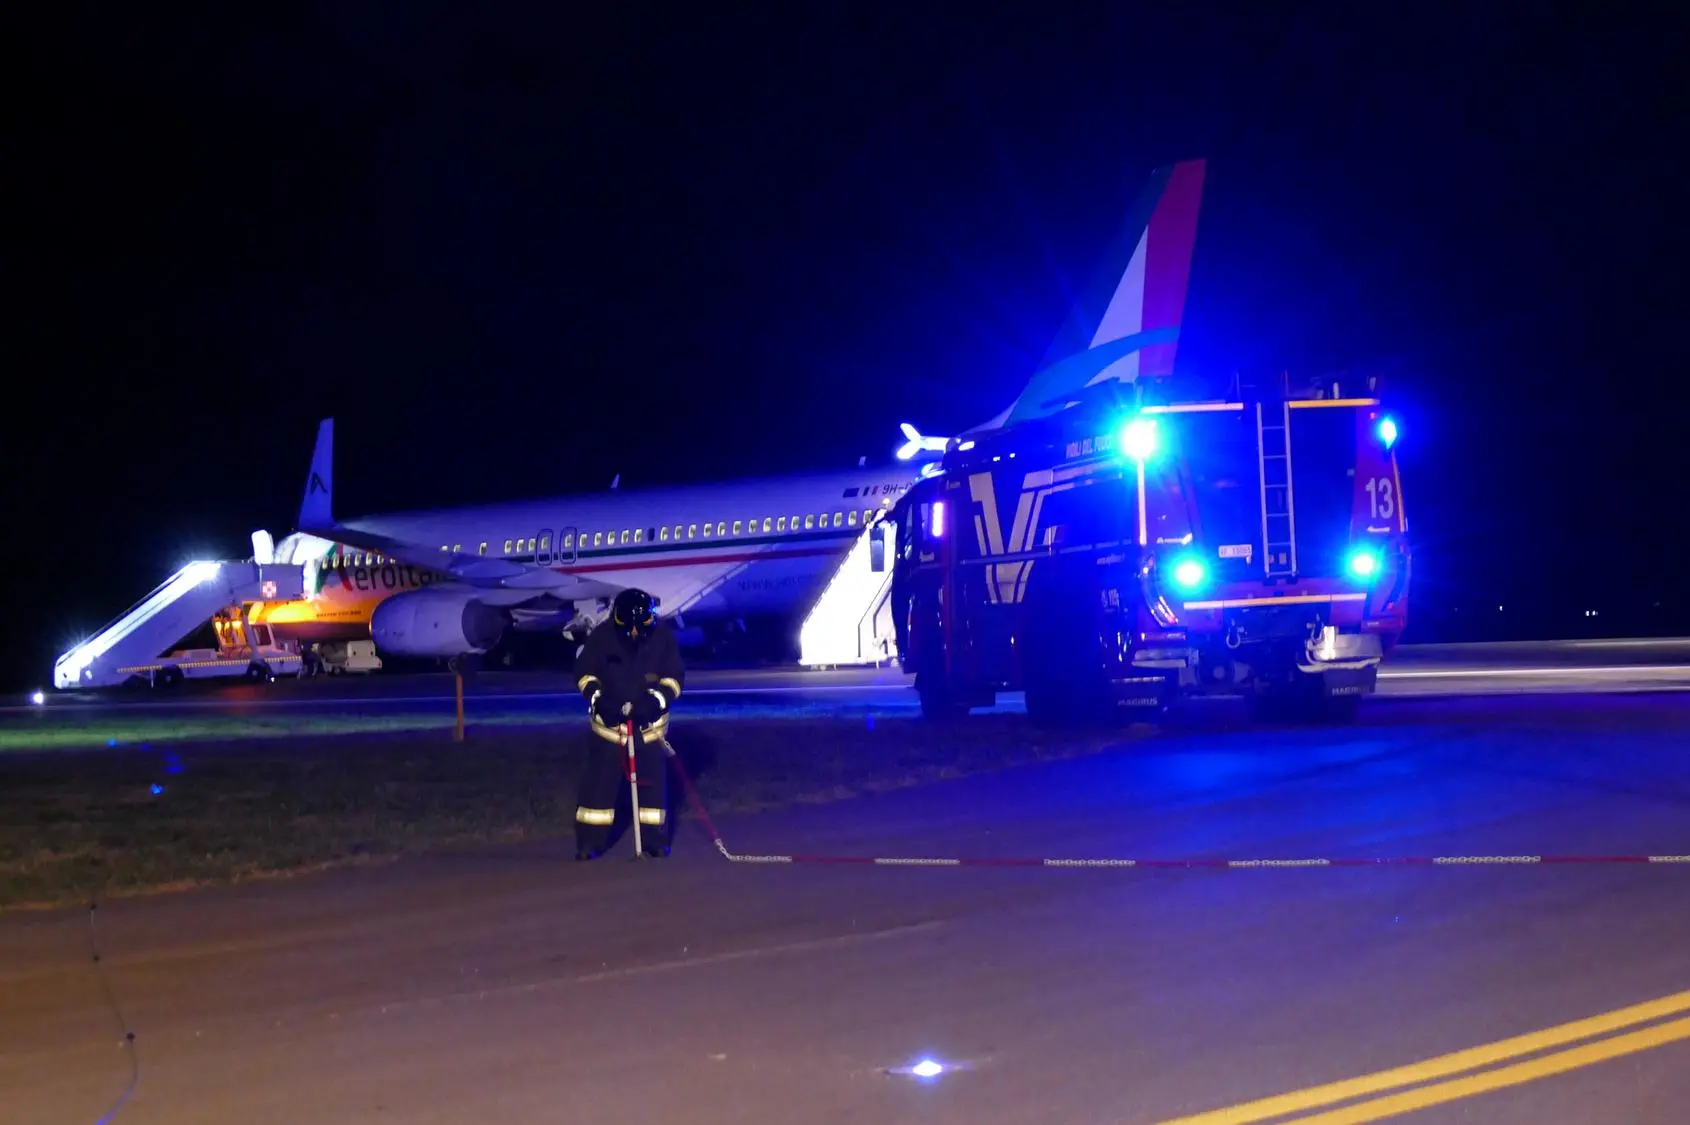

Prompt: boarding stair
[799,517,900,667]
[54,558,308,690]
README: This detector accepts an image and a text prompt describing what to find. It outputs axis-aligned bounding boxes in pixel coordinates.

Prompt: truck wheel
[918,685,968,721]
[916,673,969,721]
[1023,672,1066,727]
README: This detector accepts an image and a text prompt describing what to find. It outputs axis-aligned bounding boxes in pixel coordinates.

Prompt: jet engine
[369,587,506,658]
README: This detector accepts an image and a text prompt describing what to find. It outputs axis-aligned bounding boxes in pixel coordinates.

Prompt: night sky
[10,5,1684,691]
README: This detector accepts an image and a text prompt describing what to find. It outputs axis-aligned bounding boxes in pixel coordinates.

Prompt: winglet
[298,418,336,532]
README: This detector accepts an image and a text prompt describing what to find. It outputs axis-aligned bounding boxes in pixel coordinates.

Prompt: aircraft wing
[294,419,624,602]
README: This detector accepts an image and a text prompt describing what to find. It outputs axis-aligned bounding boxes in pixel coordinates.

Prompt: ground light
[886,1056,956,1081]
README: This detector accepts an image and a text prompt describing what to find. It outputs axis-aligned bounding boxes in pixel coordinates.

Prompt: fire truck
[884,373,1409,723]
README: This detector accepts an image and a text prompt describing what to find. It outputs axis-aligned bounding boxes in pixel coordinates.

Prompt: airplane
[290,158,1209,665]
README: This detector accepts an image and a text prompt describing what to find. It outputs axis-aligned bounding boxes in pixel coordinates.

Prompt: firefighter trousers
[574,721,670,857]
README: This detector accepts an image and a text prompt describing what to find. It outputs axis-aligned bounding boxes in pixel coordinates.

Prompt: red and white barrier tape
[658,744,1689,871]
[704,846,1690,868]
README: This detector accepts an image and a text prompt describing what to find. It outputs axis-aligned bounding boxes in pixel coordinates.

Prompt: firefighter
[571,588,685,860]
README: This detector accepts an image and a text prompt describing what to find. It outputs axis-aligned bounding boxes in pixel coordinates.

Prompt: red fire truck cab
[885,374,1409,723]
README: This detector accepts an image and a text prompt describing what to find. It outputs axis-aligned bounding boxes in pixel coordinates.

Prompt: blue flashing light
[1170,557,1206,591]
[1377,416,1398,450]
[1346,546,1382,581]
[1119,417,1160,461]
[911,1059,944,1078]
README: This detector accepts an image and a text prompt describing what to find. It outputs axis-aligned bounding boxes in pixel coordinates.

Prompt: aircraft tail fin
[977,157,1208,431]
[298,418,337,532]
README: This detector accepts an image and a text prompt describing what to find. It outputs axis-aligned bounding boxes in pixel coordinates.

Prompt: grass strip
[0,714,1139,909]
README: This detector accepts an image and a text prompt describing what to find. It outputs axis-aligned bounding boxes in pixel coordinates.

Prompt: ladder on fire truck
[1256,400,1297,578]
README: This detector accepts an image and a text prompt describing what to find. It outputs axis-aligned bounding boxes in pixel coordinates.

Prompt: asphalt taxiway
[1,688,1685,1123]
[10,638,1690,727]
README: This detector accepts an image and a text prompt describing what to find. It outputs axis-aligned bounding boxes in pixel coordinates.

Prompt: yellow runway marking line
[1279,1016,1690,1124]
[1156,987,1690,1124]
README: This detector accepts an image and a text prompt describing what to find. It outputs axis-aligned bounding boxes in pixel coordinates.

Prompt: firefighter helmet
[609,588,657,640]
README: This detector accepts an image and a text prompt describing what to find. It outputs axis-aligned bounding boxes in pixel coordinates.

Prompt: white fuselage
[337,464,914,629]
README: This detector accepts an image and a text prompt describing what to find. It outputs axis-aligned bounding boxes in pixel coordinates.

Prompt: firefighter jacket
[575,619,686,745]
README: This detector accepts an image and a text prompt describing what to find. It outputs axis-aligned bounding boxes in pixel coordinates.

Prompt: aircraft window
[687,524,697,538]
[805,514,815,529]
[848,511,858,527]
[540,534,550,551]
[716,521,726,536]
[618,530,628,545]
[562,533,572,550]
[592,532,602,547]
[527,537,536,552]
[478,543,488,556]
[634,528,644,543]
[702,523,712,537]
[777,516,787,531]
[833,512,843,527]
[503,538,514,554]
[672,525,682,540]
[732,520,743,536]
[453,543,462,553]
[660,527,669,542]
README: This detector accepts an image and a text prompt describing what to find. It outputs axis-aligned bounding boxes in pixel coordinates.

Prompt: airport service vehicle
[883,373,1409,722]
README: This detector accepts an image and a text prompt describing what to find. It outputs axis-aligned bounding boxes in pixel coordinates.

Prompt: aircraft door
[558,525,579,566]
[537,528,554,566]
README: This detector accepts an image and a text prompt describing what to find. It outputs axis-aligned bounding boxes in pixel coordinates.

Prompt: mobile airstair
[798,517,900,667]
[53,553,309,690]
